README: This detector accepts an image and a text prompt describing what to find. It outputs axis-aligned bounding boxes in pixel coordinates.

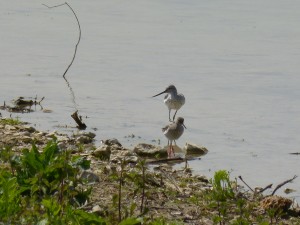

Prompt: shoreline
[0,117,300,224]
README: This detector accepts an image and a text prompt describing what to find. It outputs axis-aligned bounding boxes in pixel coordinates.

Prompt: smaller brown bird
[162,117,186,158]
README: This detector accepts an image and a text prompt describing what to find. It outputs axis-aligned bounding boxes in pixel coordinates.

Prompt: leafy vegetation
[0,137,299,224]
[0,140,105,224]
[0,117,21,125]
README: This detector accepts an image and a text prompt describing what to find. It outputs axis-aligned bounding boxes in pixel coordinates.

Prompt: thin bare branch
[43,2,81,78]
[271,175,297,196]
[238,176,255,193]
[258,184,273,194]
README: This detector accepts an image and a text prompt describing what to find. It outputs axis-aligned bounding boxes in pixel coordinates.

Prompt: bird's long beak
[183,124,187,129]
[152,90,166,97]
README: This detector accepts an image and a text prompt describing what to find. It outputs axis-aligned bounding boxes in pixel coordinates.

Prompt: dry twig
[43,2,81,78]
[271,175,297,196]
[257,183,273,194]
[71,110,87,130]
[238,176,255,193]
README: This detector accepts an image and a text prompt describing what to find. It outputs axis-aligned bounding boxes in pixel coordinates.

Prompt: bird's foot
[167,146,175,158]
[171,146,175,158]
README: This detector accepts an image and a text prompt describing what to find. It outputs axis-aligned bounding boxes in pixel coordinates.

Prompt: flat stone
[184,143,208,156]
[133,143,167,158]
[23,125,36,133]
[5,125,16,130]
[110,149,138,163]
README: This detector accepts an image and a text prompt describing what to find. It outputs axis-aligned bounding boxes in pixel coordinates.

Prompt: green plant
[0,140,107,224]
[230,198,252,225]
[0,171,25,223]
[0,117,21,125]
[147,218,184,225]
[208,170,235,225]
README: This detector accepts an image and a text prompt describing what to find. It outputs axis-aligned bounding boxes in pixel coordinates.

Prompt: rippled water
[1,0,300,200]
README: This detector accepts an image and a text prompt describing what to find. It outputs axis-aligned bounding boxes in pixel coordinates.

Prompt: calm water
[1,1,300,200]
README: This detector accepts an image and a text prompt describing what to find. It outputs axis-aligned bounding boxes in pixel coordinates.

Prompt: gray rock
[22,136,33,144]
[56,135,70,143]
[5,125,16,130]
[184,143,208,156]
[92,205,102,214]
[23,125,36,133]
[83,132,96,139]
[101,138,122,147]
[76,135,93,144]
[93,145,111,160]
[133,143,167,158]
[110,149,138,163]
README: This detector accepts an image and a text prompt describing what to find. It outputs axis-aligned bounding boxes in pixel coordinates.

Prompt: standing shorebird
[152,85,185,122]
[162,117,186,158]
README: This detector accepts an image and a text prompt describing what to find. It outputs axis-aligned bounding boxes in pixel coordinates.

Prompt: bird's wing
[162,125,169,132]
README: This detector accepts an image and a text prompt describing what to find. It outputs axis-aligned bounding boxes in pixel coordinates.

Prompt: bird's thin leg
[173,110,178,121]
[184,158,189,169]
[167,140,170,158]
[169,141,175,158]
[169,109,172,122]
[169,141,173,158]
[173,140,176,157]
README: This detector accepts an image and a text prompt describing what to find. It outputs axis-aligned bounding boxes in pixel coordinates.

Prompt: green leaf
[42,198,61,216]
[42,141,59,166]
[73,209,106,225]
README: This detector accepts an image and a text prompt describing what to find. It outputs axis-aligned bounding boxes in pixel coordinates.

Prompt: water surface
[1,0,299,200]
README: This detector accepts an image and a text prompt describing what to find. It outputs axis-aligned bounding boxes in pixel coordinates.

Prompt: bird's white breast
[164,94,185,110]
[164,124,184,141]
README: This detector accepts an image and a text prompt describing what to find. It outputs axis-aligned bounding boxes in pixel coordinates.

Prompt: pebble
[79,170,100,183]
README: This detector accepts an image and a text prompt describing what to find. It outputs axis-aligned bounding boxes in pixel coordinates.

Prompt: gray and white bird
[152,85,185,122]
[162,117,186,158]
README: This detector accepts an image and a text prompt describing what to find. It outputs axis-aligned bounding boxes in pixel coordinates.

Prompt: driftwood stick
[238,176,255,193]
[71,110,86,130]
[258,184,273,194]
[289,152,300,155]
[43,2,81,78]
[271,175,297,196]
[146,157,184,164]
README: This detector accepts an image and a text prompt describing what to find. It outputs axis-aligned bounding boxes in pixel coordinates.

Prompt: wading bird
[152,85,185,122]
[162,117,186,158]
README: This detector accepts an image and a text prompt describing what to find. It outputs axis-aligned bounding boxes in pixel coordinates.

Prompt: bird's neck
[170,90,178,97]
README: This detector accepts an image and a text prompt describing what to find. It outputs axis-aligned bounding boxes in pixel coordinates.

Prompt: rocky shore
[0,118,299,224]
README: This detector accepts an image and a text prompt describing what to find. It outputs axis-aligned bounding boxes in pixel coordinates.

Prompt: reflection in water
[44,3,86,129]
[63,76,78,110]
